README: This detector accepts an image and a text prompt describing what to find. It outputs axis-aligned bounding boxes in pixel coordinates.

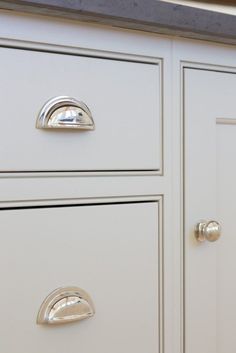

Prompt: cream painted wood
[0,174,167,206]
[0,202,159,353]
[0,11,175,353]
[184,68,236,353]
[0,47,160,171]
[0,10,171,58]
[171,39,236,353]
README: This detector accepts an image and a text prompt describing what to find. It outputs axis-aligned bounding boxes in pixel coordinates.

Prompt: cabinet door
[0,202,159,353]
[185,68,236,353]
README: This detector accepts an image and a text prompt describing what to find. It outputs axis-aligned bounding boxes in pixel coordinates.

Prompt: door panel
[216,124,236,352]
[184,68,236,353]
[0,202,159,353]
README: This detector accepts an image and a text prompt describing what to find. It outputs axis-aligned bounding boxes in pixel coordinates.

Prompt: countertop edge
[0,0,236,45]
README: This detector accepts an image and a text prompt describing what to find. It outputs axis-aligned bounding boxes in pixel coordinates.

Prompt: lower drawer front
[0,202,159,353]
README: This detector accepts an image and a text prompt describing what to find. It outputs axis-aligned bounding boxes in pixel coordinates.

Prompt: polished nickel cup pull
[36,96,95,130]
[37,286,95,325]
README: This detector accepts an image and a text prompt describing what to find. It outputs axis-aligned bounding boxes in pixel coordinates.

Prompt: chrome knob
[195,220,221,242]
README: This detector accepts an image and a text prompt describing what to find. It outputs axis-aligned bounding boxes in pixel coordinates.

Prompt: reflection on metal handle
[195,220,221,242]
[36,96,95,130]
[37,286,95,325]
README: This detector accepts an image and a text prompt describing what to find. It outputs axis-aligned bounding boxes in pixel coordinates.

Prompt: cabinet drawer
[0,47,161,172]
[0,202,159,353]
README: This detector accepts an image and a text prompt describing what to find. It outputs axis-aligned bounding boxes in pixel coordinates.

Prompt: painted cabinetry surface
[1,10,236,353]
[184,68,236,353]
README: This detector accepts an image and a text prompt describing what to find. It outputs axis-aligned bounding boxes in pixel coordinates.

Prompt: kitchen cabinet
[1,6,236,353]
[0,10,168,353]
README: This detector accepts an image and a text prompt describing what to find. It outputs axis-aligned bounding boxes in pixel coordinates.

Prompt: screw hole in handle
[36,96,95,130]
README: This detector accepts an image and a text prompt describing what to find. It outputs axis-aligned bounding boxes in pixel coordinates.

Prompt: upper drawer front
[0,47,161,172]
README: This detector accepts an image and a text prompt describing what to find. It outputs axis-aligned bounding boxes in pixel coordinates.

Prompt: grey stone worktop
[0,0,236,45]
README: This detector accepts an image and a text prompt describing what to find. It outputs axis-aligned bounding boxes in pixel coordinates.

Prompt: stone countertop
[0,0,236,45]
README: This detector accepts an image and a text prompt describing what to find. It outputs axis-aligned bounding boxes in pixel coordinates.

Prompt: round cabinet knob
[195,220,221,242]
